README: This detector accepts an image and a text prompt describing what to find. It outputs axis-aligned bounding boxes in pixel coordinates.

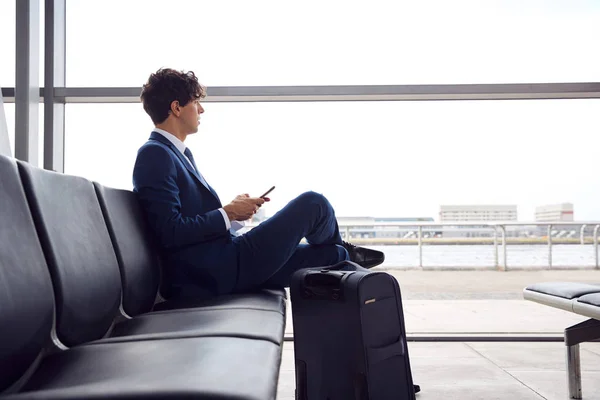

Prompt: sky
[1,0,600,221]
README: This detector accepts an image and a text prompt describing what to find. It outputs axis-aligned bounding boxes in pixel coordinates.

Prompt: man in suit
[133,68,384,300]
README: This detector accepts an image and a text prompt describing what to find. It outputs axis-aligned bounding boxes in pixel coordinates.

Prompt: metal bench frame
[524,287,600,399]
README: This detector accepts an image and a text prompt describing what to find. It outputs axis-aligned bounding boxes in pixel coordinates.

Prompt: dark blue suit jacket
[133,132,239,298]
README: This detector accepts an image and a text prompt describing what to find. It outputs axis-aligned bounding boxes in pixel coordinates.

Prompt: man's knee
[298,190,325,202]
[296,191,330,210]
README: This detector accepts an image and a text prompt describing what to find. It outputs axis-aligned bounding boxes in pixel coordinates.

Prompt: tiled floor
[276,342,600,399]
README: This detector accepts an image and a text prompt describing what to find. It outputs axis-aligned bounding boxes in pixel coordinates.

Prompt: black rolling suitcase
[290,260,417,400]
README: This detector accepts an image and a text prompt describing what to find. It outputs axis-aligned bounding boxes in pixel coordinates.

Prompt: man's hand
[223,194,267,222]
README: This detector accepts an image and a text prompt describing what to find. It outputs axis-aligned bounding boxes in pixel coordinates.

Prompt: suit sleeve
[133,145,227,249]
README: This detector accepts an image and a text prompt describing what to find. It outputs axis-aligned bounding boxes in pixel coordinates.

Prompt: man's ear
[170,100,181,116]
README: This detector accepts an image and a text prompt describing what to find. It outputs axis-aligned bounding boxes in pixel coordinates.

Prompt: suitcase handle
[320,260,367,272]
[300,261,365,300]
[302,269,349,300]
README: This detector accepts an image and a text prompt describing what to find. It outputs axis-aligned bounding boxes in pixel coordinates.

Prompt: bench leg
[564,319,600,399]
[566,344,581,399]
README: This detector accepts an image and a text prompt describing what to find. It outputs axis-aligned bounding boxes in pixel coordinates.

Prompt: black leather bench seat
[16,161,287,345]
[153,289,286,313]
[525,282,600,299]
[524,282,600,315]
[577,293,600,307]
[5,337,281,400]
[0,154,286,399]
[103,307,285,345]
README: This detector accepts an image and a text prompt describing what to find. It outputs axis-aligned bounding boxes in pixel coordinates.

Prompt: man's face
[180,99,204,134]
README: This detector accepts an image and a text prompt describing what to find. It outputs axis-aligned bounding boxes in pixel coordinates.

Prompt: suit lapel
[149,132,217,199]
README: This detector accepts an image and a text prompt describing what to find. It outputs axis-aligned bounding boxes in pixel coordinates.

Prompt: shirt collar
[153,128,187,155]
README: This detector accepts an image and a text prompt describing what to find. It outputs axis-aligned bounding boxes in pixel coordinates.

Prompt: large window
[0,1,16,87]
[65,99,600,220]
[65,99,600,334]
[66,0,600,86]
[14,0,596,337]
[3,103,15,154]
[0,0,45,87]
[3,103,45,164]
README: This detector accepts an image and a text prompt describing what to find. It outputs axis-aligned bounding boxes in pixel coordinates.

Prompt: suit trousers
[234,191,349,291]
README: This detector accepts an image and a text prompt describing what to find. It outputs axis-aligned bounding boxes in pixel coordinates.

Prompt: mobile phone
[260,186,275,199]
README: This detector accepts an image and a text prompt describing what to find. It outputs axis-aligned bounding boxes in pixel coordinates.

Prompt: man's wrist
[218,207,231,230]
[223,204,237,222]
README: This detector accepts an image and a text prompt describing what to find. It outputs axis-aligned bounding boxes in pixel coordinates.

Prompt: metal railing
[244,221,600,270]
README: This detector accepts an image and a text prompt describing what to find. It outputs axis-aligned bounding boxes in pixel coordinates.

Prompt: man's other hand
[223,194,266,222]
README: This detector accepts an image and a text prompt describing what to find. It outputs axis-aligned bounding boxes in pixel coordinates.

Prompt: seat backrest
[93,182,161,317]
[17,161,122,347]
[0,155,54,392]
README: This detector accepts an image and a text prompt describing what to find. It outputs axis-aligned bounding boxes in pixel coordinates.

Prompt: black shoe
[414,384,421,394]
[341,241,385,269]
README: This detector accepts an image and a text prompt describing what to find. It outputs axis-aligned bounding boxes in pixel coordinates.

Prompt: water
[369,244,598,269]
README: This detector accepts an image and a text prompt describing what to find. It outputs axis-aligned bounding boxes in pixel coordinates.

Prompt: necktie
[183,148,200,174]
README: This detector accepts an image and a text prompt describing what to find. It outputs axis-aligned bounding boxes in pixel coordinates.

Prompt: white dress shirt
[153,128,235,232]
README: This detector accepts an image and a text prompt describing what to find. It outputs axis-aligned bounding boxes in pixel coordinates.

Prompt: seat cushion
[9,337,281,399]
[153,289,286,314]
[577,293,600,307]
[102,308,285,345]
[525,282,600,299]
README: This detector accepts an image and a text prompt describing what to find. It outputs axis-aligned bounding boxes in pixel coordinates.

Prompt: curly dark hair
[140,68,206,124]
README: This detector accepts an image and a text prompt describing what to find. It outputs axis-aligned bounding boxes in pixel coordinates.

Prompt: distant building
[439,205,517,222]
[535,203,574,222]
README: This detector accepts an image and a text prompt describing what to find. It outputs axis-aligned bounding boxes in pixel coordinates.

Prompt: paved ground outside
[277,342,600,400]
